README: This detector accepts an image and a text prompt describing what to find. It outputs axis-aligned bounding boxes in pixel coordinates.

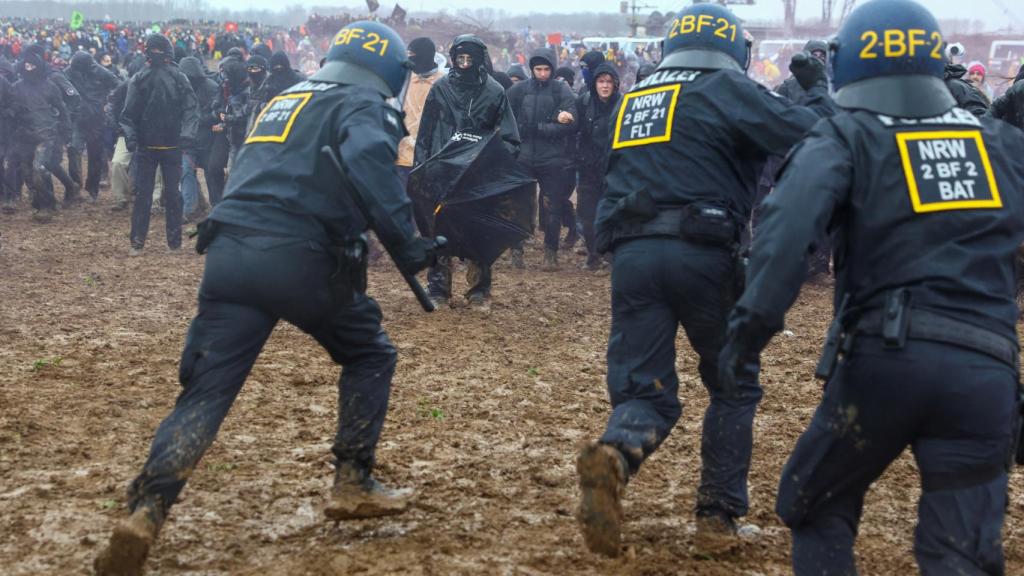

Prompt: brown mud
[1,194,1023,575]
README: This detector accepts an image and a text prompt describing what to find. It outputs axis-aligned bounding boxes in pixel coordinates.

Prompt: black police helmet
[830,0,954,117]
[312,21,411,98]
[660,4,750,72]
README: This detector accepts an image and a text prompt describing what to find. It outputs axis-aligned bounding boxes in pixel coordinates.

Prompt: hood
[1015,66,1024,84]
[70,51,94,72]
[220,57,248,90]
[803,39,828,54]
[528,48,556,71]
[269,51,291,72]
[251,43,272,60]
[179,56,205,80]
[507,64,527,80]
[944,63,967,80]
[449,35,490,86]
[589,62,620,98]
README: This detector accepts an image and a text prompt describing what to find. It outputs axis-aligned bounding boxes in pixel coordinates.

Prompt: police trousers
[126,228,398,518]
[778,337,1016,576]
[600,237,762,518]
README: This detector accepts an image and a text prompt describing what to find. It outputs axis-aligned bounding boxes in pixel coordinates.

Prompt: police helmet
[830,0,954,117]
[312,21,411,98]
[659,4,750,72]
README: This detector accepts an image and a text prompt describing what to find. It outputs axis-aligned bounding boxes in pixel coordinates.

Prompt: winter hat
[246,55,268,71]
[554,66,574,85]
[250,43,272,60]
[967,61,986,77]
[408,37,437,74]
[507,64,527,81]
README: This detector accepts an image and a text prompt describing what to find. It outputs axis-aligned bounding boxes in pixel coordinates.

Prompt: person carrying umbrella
[414,34,520,309]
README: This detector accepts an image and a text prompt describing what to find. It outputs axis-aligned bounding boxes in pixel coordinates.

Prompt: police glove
[718,313,774,397]
[789,51,827,91]
[393,236,446,276]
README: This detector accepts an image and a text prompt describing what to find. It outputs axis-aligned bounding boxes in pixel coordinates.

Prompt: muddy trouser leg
[158,149,183,249]
[0,147,7,203]
[43,140,78,198]
[204,134,229,205]
[599,238,684,472]
[465,261,492,299]
[110,138,132,204]
[127,233,280,518]
[577,174,603,257]
[777,338,1015,576]
[67,128,83,186]
[666,240,763,519]
[129,148,158,247]
[427,255,453,300]
[29,141,57,211]
[298,295,398,470]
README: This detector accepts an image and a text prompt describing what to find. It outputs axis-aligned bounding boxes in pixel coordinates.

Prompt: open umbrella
[408,128,536,266]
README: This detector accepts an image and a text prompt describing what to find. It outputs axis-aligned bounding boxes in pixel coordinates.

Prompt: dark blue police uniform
[722,1,1024,573]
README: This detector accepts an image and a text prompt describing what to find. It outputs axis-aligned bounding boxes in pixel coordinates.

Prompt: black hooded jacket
[67,51,120,126]
[575,63,621,176]
[248,52,305,127]
[414,37,520,165]
[0,59,14,152]
[506,47,578,169]
[944,63,989,117]
[988,67,1024,131]
[121,58,199,150]
[180,56,220,153]
[214,57,251,148]
[11,55,70,143]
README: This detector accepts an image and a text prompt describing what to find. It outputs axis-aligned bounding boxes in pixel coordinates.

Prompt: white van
[988,40,1024,77]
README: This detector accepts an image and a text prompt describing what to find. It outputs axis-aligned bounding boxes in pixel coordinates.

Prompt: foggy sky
[206,0,1016,27]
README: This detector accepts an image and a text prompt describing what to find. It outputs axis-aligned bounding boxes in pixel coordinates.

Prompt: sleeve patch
[246,92,313,144]
[895,130,1001,213]
[612,84,681,150]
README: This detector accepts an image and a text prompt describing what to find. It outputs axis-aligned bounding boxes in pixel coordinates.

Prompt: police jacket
[988,78,1024,131]
[735,107,1024,345]
[121,61,199,150]
[210,80,418,252]
[575,63,621,177]
[414,73,519,166]
[595,67,835,252]
[67,53,120,127]
[10,76,70,143]
[506,48,578,169]
[944,64,988,117]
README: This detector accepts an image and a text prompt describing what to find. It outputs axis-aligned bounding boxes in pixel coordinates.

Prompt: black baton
[320,145,437,313]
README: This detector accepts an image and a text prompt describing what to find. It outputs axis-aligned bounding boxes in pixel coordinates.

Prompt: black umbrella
[408,128,536,266]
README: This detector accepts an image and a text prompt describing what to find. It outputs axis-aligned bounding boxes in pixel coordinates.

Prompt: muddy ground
[1,192,1023,576]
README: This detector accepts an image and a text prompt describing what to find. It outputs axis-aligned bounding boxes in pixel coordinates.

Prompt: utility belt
[815,289,1024,466]
[611,204,738,249]
[191,219,368,305]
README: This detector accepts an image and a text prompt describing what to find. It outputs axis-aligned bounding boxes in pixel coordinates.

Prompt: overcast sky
[220,0,1018,28]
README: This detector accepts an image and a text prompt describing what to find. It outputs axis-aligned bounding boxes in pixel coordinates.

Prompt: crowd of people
[4,1,1024,575]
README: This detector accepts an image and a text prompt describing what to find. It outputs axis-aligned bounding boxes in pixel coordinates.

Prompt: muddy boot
[94,502,163,576]
[510,247,525,270]
[693,509,739,554]
[466,292,490,311]
[110,201,129,213]
[323,461,412,521]
[31,209,54,224]
[576,442,628,557]
[542,248,559,271]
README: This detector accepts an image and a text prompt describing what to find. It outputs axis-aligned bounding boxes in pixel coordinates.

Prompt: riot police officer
[94,22,441,576]
[575,3,835,558]
[720,1,1024,573]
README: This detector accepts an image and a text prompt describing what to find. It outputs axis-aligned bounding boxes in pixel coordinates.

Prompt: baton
[320,145,437,313]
